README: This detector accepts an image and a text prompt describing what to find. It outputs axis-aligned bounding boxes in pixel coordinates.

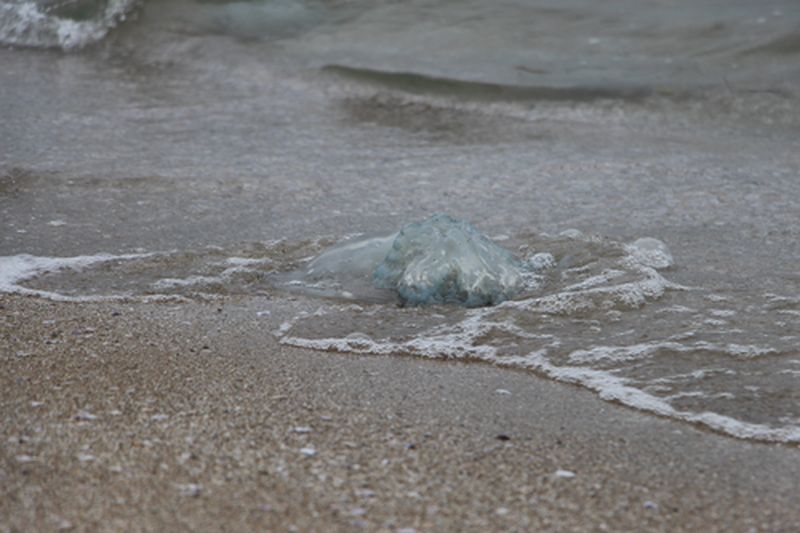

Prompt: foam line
[0,252,151,302]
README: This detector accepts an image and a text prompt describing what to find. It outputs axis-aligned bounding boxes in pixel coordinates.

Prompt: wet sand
[2,294,799,531]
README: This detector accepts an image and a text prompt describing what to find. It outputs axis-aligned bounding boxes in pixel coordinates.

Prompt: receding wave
[739,27,800,57]
[322,65,656,103]
[273,230,800,444]
[321,63,800,132]
[0,0,139,50]
[2,227,800,444]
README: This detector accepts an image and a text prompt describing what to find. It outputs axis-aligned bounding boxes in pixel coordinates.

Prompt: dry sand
[2,294,799,532]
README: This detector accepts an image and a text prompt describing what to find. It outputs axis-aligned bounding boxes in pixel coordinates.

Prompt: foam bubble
[626,237,674,269]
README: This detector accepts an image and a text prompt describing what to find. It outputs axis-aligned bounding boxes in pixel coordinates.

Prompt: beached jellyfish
[373,214,527,306]
[278,214,530,306]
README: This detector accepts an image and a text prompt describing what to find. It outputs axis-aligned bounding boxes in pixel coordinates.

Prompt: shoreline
[2,294,799,531]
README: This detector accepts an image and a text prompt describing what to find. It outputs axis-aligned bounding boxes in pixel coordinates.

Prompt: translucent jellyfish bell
[276,214,530,307]
[373,214,527,306]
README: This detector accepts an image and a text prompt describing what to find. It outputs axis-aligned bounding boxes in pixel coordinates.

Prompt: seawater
[1,0,799,443]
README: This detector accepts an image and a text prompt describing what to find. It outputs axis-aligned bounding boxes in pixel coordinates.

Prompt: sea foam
[0,252,150,301]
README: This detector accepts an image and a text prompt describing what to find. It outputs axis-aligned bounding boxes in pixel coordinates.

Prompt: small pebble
[74,410,98,421]
[176,483,202,497]
[16,455,35,463]
[77,453,96,462]
[299,447,316,457]
[644,500,658,510]
[291,426,312,434]
[150,414,169,421]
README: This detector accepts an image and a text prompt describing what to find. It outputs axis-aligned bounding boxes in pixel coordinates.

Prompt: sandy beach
[3,293,799,532]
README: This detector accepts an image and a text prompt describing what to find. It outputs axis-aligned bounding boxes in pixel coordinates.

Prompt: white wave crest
[0,0,139,50]
[0,252,151,301]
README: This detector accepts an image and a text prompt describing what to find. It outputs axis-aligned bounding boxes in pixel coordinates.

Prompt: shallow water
[1,0,799,443]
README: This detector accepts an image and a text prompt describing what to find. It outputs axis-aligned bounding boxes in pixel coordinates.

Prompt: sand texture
[2,294,800,532]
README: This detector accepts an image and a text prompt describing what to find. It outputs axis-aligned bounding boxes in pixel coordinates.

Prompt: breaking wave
[0,0,139,50]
